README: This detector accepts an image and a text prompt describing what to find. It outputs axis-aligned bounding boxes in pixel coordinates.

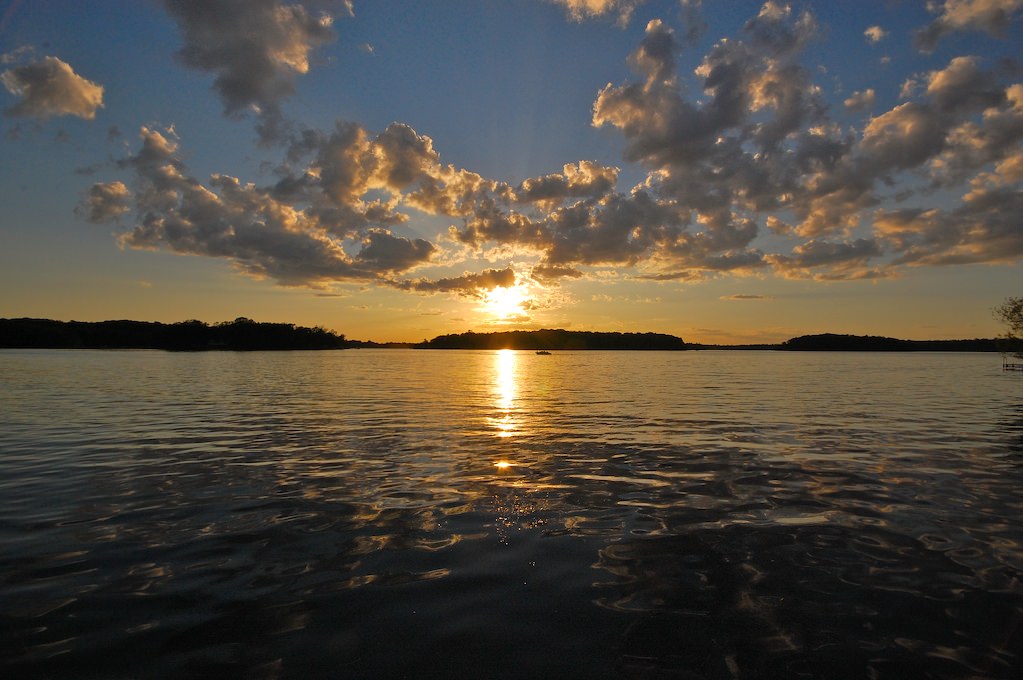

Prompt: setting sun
[481,284,531,321]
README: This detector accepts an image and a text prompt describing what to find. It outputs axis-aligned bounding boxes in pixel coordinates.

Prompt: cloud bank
[82,0,1023,306]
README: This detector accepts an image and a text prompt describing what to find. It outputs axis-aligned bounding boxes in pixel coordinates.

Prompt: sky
[1,0,1022,344]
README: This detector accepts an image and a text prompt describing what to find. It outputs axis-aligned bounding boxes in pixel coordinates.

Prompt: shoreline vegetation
[2,318,1022,353]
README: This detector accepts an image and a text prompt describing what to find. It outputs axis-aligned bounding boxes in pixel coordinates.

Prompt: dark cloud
[767,238,884,279]
[530,264,584,281]
[721,294,773,300]
[76,181,131,222]
[162,0,343,143]
[396,267,517,297]
[513,161,618,206]
[354,229,436,272]
[876,186,1023,266]
[679,0,708,46]
[915,0,1023,53]
[1,55,103,119]
[925,56,1005,113]
[742,1,818,59]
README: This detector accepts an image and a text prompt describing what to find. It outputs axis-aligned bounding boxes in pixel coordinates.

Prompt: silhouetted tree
[995,297,1023,359]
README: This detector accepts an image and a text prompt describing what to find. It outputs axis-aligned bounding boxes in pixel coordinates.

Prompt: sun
[481,283,531,320]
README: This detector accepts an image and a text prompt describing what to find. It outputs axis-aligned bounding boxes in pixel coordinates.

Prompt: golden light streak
[492,349,518,437]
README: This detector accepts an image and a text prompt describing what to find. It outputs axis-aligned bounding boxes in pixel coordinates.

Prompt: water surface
[1,349,1021,678]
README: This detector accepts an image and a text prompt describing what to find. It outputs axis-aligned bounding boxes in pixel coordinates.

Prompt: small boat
[535,350,551,355]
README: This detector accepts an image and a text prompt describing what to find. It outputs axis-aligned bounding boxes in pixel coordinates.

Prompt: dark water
[1,349,1021,679]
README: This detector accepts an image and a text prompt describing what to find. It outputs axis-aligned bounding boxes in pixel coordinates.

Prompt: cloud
[860,102,947,169]
[924,55,1004,113]
[766,238,886,279]
[545,0,645,25]
[588,4,1021,271]
[742,1,818,58]
[875,185,1023,265]
[863,25,887,45]
[354,229,436,272]
[844,88,876,112]
[162,0,343,142]
[915,0,1023,52]
[1,56,103,119]
[80,2,1023,301]
[721,294,774,300]
[530,264,584,281]
[591,8,828,264]
[397,267,517,297]
[679,0,708,45]
[513,161,618,206]
[76,181,131,222]
[85,126,437,288]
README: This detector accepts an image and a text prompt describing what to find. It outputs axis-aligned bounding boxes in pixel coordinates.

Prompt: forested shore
[0,318,346,351]
[2,320,1019,353]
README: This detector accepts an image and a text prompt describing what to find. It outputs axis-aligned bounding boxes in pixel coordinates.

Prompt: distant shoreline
[2,319,1020,353]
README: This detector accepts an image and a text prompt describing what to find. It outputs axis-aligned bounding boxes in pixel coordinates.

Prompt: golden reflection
[495,349,516,409]
[494,460,512,469]
[491,349,519,438]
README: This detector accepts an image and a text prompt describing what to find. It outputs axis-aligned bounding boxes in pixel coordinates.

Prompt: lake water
[1,349,1021,679]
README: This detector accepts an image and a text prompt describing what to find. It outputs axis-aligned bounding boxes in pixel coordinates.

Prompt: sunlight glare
[481,284,530,320]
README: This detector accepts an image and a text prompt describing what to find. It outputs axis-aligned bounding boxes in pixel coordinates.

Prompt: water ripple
[1,349,1021,678]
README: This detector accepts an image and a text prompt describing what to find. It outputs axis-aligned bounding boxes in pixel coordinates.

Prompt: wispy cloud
[721,294,774,301]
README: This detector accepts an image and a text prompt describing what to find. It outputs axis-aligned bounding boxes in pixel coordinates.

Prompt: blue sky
[1,0,1022,342]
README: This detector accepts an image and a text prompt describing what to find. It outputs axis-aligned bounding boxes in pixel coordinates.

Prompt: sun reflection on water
[491,349,518,438]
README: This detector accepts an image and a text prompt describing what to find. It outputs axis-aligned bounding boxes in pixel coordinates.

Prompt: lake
[1,349,1021,679]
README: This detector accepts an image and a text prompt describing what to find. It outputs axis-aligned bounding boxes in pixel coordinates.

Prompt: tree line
[415,329,688,350]
[777,333,1021,352]
[0,318,347,351]
[4,319,1021,353]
